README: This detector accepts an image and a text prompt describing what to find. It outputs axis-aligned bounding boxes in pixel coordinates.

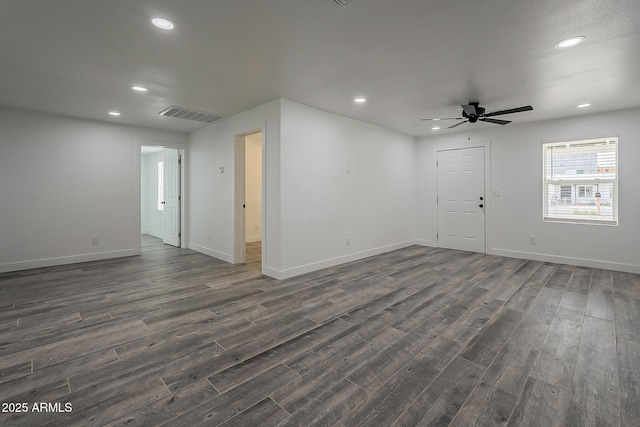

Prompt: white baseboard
[490,248,640,274]
[189,243,233,263]
[414,239,436,248]
[0,248,139,274]
[273,240,417,280]
[142,230,163,239]
[262,266,283,280]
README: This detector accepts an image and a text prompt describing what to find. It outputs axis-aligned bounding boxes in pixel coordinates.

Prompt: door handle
[161,201,166,204]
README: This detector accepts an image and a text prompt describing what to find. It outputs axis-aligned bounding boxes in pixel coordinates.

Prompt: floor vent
[158,106,225,123]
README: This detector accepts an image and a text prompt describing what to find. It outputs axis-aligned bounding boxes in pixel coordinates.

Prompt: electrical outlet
[92,237,99,245]
[208,234,212,242]
[346,238,351,247]
[529,236,537,245]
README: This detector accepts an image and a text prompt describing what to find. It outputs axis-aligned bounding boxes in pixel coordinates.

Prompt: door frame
[161,148,182,247]
[233,128,265,267]
[435,142,492,253]
[136,140,187,254]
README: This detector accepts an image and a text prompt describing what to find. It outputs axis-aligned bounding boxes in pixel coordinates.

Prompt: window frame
[542,136,618,226]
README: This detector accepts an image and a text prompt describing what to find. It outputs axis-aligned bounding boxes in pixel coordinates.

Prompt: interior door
[162,149,181,247]
[437,147,485,253]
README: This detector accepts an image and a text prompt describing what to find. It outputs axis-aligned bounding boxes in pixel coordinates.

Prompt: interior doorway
[234,130,263,265]
[141,146,182,249]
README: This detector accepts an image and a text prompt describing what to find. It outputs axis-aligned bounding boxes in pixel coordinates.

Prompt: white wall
[416,107,640,273]
[245,132,262,243]
[0,107,187,273]
[279,100,416,277]
[188,100,281,272]
[5,102,636,277]
[188,99,416,279]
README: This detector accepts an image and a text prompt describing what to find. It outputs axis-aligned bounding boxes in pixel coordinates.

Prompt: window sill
[543,217,618,226]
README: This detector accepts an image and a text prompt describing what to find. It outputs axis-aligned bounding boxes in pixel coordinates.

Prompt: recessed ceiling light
[151,17,175,31]
[131,86,148,93]
[108,111,121,116]
[432,126,441,130]
[554,36,585,49]
[577,103,591,108]
[354,97,367,103]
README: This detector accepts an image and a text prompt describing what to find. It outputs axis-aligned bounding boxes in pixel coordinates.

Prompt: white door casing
[437,147,485,253]
[163,149,181,247]
[234,129,265,265]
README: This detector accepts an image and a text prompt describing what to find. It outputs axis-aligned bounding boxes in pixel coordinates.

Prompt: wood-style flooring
[1,236,639,426]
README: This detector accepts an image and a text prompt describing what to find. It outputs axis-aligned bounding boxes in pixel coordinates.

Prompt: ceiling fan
[422,102,533,129]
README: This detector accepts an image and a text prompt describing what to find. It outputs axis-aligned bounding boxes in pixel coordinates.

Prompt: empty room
[1,1,639,426]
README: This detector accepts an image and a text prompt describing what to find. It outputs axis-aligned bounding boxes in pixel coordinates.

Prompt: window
[577,185,593,198]
[157,160,164,211]
[543,136,618,225]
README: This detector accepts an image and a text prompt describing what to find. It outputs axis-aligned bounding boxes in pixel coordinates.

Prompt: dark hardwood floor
[1,237,639,426]
[245,241,261,264]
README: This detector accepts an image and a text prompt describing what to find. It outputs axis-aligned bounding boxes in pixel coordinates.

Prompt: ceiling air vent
[158,106,225,124]
[331,0,353,6]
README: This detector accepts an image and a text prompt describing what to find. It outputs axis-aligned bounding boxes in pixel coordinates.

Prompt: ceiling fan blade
[461,104,477,116]
[447,120,468,129]
[421,117,463,121]
[480,118,511,125]
[483,105,533,117]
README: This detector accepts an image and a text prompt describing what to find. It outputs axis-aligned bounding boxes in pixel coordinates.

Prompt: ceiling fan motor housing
[421,102,532,129]
[462,104,485,123]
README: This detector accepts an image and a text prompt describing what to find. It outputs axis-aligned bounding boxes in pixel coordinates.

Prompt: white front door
[437,147,485,253]
[163,149,181,247]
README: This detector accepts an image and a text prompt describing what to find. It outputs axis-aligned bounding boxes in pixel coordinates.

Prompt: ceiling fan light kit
[422,102,533,129]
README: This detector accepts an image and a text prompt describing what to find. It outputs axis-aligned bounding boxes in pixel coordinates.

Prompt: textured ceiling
[1,0,639,136]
